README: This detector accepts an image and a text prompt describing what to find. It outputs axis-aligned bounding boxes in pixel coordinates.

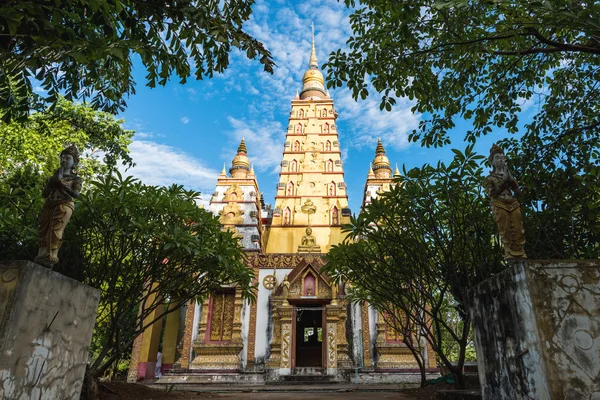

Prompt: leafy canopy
[325,0,600,147]
[324,147,504,387]
[0,97,133,180]
[0,0,276,122]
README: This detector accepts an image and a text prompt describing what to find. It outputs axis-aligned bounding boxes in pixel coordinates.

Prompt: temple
[128,31,436,385]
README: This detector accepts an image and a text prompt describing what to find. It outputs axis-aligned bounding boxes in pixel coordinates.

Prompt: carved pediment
[281,263,332,300]
[219,202,244,225]
[224,184,243,202]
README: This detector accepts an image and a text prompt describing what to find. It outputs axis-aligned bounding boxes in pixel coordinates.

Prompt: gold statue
[484,144,527,259]
[298,227,320,253]
[35,145,83,265]
[282,275,290,298]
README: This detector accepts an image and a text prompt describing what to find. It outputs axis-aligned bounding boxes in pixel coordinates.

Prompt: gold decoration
[209,292,235,341]
[263,274,277,290]
[224,184,243,202]
[327,323,337,367]
[281,324,291,368]
[219,202,244,225]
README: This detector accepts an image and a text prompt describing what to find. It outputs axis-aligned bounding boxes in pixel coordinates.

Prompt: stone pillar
[469,259,600,400]
[0,261,99,400]
[278,303,293,374]
[178,300,197,369]
[137,292,164,380]
[361,302,372,368]
[161,304,181,372]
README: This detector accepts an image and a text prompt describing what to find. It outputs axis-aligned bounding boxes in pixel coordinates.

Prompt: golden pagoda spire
[300,23,326,100]
[250,163,255,176]
[372,138,392,178]
[230,138,250,178]
[368,162,375,179]
[220,163,227,177]
[309,22,318,68]
[375,138,385,155]
[237,137,247,154]
[394,163,401,177]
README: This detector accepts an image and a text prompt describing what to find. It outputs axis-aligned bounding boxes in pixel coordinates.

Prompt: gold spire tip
[376,139,385,154]
[238,138,247,154]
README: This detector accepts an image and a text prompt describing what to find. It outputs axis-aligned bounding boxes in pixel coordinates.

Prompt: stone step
[291,367,326,376]
[275,374,340,385]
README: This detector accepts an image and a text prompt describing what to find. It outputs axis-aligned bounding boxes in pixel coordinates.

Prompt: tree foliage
[0,97,133,179]
[500,132,600,259]
[0,0,276,122]
[325,0,600,147]
[61,173,253,376]
[324,147,504,388]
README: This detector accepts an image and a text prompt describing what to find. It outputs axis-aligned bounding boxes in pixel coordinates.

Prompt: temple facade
[128,36,437,385]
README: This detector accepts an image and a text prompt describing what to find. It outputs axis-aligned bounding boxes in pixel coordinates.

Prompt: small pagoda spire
[219,163,227,177]
[375,138,385,155]
[230,138,250,178]
[394,163,401,177]
[372,138,392,178]
[237,137,247,154]
[250,163,255,176]
[367,162,375,179]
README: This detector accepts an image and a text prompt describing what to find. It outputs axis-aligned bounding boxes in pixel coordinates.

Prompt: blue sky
[116,0,536,213]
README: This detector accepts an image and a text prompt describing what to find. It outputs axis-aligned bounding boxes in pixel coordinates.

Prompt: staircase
[276,368,339,385]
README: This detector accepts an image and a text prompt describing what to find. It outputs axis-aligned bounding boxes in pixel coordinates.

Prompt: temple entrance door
[294,306,323,367]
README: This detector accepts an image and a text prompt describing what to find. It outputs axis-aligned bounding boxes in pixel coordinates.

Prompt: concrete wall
[0,260,100,400]
[469,259,600,400]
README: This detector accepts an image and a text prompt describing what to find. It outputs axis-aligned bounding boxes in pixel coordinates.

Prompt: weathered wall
[469,259,600,400]
[0,260,100,400]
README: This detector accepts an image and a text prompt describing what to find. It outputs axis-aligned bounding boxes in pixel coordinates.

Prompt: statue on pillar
[35,145,83,266]
[484,144,527,259]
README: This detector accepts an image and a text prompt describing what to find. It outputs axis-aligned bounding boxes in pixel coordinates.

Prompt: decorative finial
[250,163,255,175]
[220,163,227,176]
[368,162,375,177]
[376,138,385,155]
[237,138,247,154]
[394,163,400,177]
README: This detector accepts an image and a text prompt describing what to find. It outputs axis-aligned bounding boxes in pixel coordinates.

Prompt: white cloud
[120,140,219,197]
[335,86,419,151]
[181,116,190,124]
[225,117,286,174]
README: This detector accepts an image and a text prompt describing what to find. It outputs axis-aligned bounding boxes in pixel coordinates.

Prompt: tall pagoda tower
[265,31,350,254]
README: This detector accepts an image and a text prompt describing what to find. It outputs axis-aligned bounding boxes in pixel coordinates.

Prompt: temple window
[328,182,336,196]
[293,141,301,152]
[290,159,298,172]
[326,159,333,172]
[283,207,291,225]
[299,109,305,118]
[322,123,329,134]
[331,206,339,225]
[287,181,295,196]
[295,123,303,134]
[325,140,331,151]
[321,109,327,118]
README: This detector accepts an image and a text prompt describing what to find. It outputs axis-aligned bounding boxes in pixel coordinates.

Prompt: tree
[59,173,252,381]
[325,0,600,259]
[324,147,504,388]
[0,172,253,395]
[0,0,276,122]
[0,97,133,179]
[326,0,600,147]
